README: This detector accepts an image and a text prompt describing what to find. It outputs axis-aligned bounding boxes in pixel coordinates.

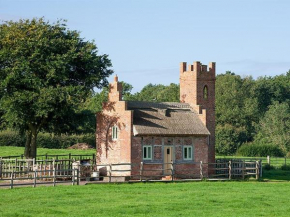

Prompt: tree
[0,18,113,158]
[127,83,179,102]
[254,101,290,155]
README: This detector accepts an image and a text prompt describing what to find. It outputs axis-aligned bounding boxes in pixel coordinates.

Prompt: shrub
[0,130,25,147]
[215,124,247,156]
[237,143,284,157]
[281,165,290,171]
[36,133,96,149]
[263,164,275,170]
[0,130,95,149]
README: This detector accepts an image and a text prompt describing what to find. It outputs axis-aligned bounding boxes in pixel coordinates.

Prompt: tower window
[112,125,118,140]
[203,85,208,99]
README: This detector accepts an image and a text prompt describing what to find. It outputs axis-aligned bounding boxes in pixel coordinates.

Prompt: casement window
[112,125,118,140]
[183,146,193,160]
[143,145,152,160]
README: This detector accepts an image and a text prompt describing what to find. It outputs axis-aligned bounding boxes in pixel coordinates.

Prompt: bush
[37,133,96,149]
[0,130,25,147]
[237,143,284,157]
[215,124,248,156]
[263,164,275,170]
[281,165,290,171]
[0,130,95,149]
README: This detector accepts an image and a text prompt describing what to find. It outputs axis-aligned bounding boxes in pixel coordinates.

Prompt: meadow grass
[0,146,95,157]
[1,182,290,217]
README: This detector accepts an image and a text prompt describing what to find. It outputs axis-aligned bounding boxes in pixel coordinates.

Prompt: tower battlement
[180,61,215,78]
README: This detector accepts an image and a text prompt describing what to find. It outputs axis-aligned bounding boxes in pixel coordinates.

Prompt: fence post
[260,160,262,178]
[72,168,75,186]
[267,156,270,166]
[77,168,80,185]
[10,171,14,189]
[109,164,112,183]
[229,161,232,180]
[34,169,37,188]
[69,153,71,161]
[200,161,203,180]
[171,161,174,182]
[140,162,143,181]
[256,161,259,180]
[242,160,245,180]
[0,158,2,179]
[53,166,56,187]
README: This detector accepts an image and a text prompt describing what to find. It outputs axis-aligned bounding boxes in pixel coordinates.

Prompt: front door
[164,146,173,175]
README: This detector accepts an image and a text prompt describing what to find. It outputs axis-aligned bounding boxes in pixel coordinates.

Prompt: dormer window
[203,85,208,99]
[112,125,118,140]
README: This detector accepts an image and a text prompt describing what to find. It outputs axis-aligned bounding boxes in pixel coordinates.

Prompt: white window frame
[112,125,118,140]
[143,145,152,160]
[183,145,193,160]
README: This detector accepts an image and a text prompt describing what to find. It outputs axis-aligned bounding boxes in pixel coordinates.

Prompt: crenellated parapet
[180,61,215,80]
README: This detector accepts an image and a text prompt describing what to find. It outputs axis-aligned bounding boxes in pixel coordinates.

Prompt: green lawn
[0,146,95,158]
[1,182,290,216]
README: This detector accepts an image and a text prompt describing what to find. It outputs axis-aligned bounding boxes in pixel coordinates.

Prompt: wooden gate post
[77,168,80,185]
[0,158,2,179]
[53,166,56,187]
[140,162,143,181]
[256,161,259,180]
[109,164,112,183]
[242,160,245,180]
[34,169,37,188]
[171,161,174,182]
[72,168,75,186]
[229,161,232,180]
[10,171,14,189]
[200,161,203,180]
[267,156,270,166]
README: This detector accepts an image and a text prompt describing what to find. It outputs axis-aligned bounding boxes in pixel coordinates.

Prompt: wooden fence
[0,158,95,179]
[1,159,262,187]
[0,168,80,189]
[97,160,262,182]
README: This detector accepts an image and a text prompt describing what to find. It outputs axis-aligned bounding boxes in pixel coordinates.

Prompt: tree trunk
[24,126,38,159]
[24,131,32,159]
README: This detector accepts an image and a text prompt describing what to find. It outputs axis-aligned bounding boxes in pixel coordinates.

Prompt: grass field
[1,182,290,216]
[0,146,95,157]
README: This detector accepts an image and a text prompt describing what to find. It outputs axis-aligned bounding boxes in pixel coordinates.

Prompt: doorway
[164,146,173,175]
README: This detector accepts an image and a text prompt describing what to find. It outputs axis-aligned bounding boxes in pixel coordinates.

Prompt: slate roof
[127,101,210,136]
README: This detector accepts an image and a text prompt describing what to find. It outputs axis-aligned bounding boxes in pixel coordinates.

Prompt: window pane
[184,147,187,159]
[115,127,118,138]
[143,147,147,159]
[189,147,192,159]
[148,147,151,159]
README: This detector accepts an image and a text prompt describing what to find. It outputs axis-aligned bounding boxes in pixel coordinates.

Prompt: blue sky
[1,0,290,92]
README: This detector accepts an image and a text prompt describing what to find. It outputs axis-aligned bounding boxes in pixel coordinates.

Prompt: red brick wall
[96,78,133,176]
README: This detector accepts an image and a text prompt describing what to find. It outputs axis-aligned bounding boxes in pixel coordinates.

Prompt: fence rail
[0,168,80,189]
[0,153,95,161]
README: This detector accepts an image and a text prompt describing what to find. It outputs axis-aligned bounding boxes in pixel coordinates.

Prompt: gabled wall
[96,76,133,171]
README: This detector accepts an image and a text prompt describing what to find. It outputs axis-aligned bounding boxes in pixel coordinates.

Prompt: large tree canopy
[0,18,113,158]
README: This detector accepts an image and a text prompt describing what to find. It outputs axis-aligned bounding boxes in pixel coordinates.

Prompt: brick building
[96,61,216,179]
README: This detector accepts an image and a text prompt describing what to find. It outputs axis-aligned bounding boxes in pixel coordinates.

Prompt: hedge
[0,130,95,148]
[237,143,284,157]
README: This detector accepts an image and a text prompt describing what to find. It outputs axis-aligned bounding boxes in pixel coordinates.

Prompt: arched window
[203,85,208,99]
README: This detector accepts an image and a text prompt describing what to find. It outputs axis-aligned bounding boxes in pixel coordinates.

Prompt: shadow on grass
[262,169,290,182]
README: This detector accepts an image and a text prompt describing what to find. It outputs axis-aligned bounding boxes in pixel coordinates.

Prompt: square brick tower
[179,61,216,163]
